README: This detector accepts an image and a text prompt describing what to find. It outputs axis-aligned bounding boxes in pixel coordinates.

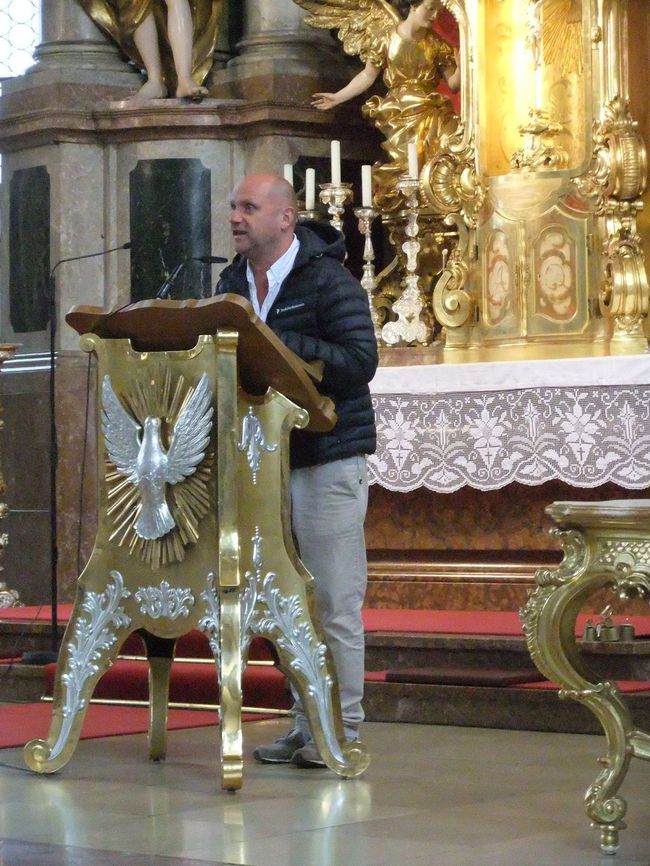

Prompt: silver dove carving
[101,374,213,541]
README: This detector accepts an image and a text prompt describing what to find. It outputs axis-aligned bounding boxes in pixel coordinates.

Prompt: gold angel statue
[77,0,223,102]
[294,0,460,213]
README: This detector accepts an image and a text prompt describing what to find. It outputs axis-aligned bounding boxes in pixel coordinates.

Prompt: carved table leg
[521,501,650,853]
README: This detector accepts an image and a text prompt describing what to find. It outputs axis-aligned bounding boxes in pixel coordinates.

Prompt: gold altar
[23,297,369,788]
[293,0,649,360]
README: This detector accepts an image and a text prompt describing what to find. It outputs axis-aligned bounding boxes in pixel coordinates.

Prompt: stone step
[363,679,650,734]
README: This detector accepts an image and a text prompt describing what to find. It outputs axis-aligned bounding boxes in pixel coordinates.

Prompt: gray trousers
[290,455,369,740]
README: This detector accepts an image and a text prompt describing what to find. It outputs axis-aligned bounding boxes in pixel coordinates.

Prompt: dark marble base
[0,662,46,702]
[363,680,650,734]
[365,481,650,612]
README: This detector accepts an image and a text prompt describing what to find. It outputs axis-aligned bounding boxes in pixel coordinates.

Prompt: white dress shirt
[246,234,300,322]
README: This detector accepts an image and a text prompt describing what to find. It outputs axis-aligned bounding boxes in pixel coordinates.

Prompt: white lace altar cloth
[368,354,650,492]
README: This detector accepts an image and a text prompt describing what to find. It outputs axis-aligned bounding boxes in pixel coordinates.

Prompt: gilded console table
[23,296,370,789]
[521,499,650,854]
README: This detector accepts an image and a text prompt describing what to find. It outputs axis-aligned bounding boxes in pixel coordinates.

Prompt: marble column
[4,0,139,93]
[211,0,352,102]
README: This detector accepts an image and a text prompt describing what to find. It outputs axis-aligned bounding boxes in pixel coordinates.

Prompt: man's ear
[282,206,297,230]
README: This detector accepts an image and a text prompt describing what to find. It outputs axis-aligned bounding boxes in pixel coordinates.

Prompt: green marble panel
[9,166,50,333]
[129,158,212,301]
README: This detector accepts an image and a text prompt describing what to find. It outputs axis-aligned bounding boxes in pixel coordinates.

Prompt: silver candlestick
[353,206,381,341]
[381,176,433,346]
[319,182,353,232]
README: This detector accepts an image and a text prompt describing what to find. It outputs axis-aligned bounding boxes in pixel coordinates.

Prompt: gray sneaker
[253,728,307,764]
[291,740,326,769]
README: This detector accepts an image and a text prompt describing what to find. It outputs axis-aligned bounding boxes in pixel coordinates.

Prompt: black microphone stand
[156,260,187,299]
[156,256,228,300]
[23,243,130,665]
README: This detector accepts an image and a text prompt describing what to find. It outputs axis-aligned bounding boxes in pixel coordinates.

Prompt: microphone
[156,255,228,299]
[49,240,132,282]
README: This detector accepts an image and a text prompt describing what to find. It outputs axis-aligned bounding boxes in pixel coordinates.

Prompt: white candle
[330,140,341,185]
[361,164,373,208]
[283,163,293,185]
[408,140,419,179]
[305,168,316,210]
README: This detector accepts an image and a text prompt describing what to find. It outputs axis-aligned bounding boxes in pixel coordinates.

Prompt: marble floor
[0,718,648,866]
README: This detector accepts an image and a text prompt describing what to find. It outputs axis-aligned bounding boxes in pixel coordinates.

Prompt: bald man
[216,173,378,767]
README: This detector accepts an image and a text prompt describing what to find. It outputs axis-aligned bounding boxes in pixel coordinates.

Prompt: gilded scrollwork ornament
[199,571,221,666]
[48,571,132,762]
[597,96,647,202]
[510,109,569,170]
[420,123,486,228]
[431,215,473,332]
[238,408,277,485]
[576,97,648,211]
[135,580,195,619]
[599,203,649,343]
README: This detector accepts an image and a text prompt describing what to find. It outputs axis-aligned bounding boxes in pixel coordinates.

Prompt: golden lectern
[24,295,370,789]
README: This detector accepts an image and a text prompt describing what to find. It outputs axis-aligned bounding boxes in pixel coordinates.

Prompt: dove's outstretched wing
[101,375,141,479]
[292,0,400,67]
[165,373,213,485]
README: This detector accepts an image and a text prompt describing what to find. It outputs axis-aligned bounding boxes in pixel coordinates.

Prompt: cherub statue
[294,0,460,212]
[77,0,223,102]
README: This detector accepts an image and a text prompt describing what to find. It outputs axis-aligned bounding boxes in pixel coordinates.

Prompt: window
[0,0,39,78]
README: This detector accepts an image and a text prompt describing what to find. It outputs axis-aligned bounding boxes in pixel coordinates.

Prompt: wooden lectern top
[66,294,336,433]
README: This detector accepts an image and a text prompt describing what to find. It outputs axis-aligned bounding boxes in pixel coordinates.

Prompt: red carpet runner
[0,702,224,749]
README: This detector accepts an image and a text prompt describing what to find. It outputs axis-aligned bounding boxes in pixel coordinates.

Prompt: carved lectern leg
[214,330,244,791]
[219,589,243,790]
[146,656,172,761]
[24,569,133,774]
[138,632,176,761]
[521,518,650,854]
[248,570,370,779]
[237,389,370,780]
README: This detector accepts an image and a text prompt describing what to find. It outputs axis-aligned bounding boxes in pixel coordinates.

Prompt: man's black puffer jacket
[215,220,378,469]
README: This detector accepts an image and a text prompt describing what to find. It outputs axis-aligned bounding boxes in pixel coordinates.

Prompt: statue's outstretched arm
[312,60,381,111]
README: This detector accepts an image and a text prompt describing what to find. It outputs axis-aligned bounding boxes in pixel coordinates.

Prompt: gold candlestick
[319,182,353,232]
[381,176,433,346]
[297,208,321,222]
[353,206,381,341]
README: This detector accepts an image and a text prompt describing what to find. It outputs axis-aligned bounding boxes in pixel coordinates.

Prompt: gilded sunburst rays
[103,366,214,569]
